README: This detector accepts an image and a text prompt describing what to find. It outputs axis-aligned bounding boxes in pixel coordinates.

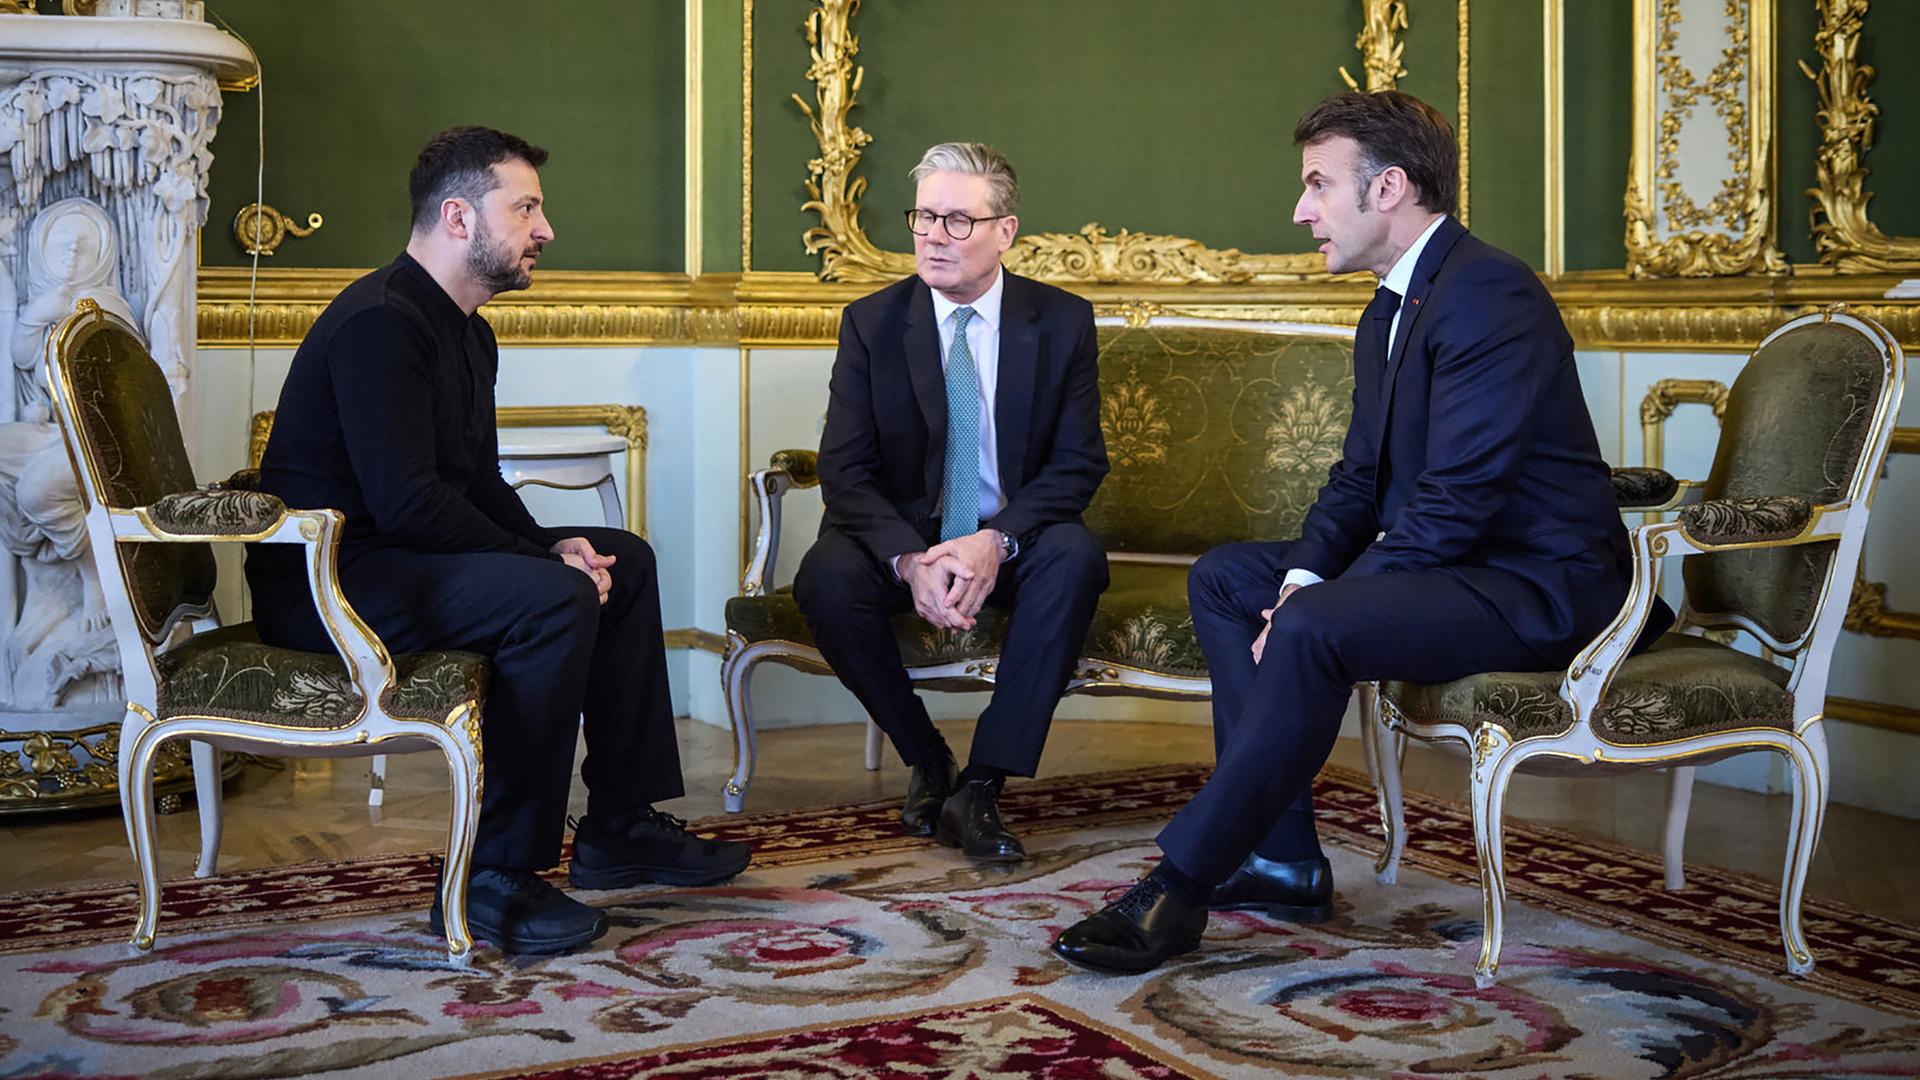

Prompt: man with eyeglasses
[795,142,1109,863]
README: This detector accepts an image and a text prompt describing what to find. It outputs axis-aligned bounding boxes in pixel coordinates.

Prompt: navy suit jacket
[817,272,1109,563]
[1285,217,1647,662]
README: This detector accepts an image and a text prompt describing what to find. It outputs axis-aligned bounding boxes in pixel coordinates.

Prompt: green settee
[717,312,1358,811]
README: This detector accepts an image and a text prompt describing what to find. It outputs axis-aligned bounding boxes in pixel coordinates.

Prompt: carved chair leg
[1358,684,1406,884]
[437,714,482,966]
[368,754,389,807]
[720,645,759,813]
[1662,765,1696,891]
[864,719,883,771]
[1469,730,1524,988]
[1778,725,1829,977]
[120,715,165,955]
[190,739,223,879]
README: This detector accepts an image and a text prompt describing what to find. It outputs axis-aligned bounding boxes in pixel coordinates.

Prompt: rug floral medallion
[1,765,1916,1079]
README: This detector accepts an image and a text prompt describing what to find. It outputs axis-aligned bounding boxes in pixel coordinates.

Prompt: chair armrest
[1559,500,1846,722]
[1611,466,1704,511]
[742,448,821,596]
[1676,495,1817,547]
[109,505,400,709]
[144,487,288,538]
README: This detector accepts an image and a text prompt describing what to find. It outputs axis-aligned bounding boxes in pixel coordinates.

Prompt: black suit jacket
[818,272,1108,562]
[1287,217,1652,660]
[249,254,557,597]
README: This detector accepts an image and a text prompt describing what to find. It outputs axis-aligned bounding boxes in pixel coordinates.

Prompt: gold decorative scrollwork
[788,0,1331,285]
[1341,0,1409,92]
[1625,0,1786,277]
[234,203,324,256]
[1638,377,1729,469]
[0,722,228,816]
[1800,0,1920,273]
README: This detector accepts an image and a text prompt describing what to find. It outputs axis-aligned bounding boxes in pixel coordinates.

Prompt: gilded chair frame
[44,302,484,963]
[722,313,1354,812]
[1360,309,1906,986]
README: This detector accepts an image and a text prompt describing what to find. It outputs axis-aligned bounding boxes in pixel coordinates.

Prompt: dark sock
[958,762,1007,788]
[1148,857,1209,906]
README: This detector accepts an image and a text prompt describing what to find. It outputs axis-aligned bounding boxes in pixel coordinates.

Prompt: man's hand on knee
[922,530,1000,620]
[1251,583,1303,664]
[553,536,615,604]
[901,553,971,630]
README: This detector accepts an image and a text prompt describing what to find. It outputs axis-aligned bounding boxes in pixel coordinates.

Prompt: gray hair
[909,142,1019,216]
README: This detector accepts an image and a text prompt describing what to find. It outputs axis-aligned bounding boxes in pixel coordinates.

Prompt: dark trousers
[1163,540,1546,885]
[792,522,1108,776]
[249,526,682,871]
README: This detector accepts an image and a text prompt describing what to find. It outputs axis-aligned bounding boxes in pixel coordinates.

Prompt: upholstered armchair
[719,315,1358,811]
[1360,309,1906,986]
[45,301,490,962]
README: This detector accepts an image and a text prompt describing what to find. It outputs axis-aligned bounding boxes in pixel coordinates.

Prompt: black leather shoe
[933,779,1024,863]
[429,866,608,956]
[901,750,958,837]
[1207,853,1334,923]
[567,810,753,889]
[1052,873,1208,974]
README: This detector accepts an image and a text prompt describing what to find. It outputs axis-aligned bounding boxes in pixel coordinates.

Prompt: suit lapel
[995,274,1039,497]
[1375,216,1467,467]
[903,279,946,498]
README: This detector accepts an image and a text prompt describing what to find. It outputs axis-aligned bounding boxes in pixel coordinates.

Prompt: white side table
[498,430,629,530]
[367,430,629,807]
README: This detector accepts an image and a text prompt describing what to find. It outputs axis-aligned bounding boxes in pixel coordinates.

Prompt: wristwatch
[995,529,1019,562]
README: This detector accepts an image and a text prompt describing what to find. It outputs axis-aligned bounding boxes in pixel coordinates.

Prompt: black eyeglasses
[905,208,1008,240]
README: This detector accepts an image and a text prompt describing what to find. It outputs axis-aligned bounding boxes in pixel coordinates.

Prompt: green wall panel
[751,2,824,271]
[202,1,684,271]
[1778,0,1821,266]
[701,0,745,273]
[1562,1,1632,271]
[1467,0,1544,269]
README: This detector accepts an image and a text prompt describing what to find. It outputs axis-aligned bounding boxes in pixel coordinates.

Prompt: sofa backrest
[1086,317,1356,557]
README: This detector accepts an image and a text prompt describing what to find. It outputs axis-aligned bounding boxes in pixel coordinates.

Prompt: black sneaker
[428,865,609,956]
[567,809,753,890]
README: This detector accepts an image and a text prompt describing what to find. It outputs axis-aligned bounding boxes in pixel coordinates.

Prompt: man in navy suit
[1054,92,1651,973]
[796,142,1109,863]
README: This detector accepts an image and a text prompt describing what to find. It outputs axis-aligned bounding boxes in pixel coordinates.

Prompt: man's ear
[441,197,472,240]
[1374,166,1412,214]
[995,213,1019,253]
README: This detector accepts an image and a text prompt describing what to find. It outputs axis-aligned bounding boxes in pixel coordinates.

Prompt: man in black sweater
[247,127,749,956]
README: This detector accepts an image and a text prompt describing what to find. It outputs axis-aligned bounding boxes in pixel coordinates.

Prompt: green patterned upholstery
[1678,496,1815,546]
[1383,634,1795,745]
[147,488,288,537]
[1683,322,1885,643]
[61,319,216,639]
[1611,466,1679,508]
[1085,324,1354,554]
[156,624,489,728]
[727,560,1206,677]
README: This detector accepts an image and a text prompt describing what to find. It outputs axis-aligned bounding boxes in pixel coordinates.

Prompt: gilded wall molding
[788,0,1409,286]
[198,266,1920,350]
[1800,0,1920,273]
[1625,0,1787,277]
[1340,0,1409,92]
[1457,0,1469,228]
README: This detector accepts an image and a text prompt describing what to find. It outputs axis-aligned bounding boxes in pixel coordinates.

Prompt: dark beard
[467,217,533,293]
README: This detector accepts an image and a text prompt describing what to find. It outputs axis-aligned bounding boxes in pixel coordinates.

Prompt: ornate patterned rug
[2,764,1916,1079]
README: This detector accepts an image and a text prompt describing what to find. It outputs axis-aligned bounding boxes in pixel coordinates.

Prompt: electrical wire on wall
[207,8,264,435]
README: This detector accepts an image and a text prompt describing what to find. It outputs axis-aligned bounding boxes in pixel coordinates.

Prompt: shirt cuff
[890,553,908,581]
[1280,568,1324,591]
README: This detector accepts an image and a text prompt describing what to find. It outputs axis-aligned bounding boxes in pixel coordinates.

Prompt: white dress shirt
[1281,216,1448,595]
[891,269,1008,578]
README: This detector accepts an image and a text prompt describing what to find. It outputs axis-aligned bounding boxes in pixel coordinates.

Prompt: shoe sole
[429,911,609,956]
[1207,899,1334,924]
[1051,937,1201,975]
[567,858,751,891]
[932,825,1024,863]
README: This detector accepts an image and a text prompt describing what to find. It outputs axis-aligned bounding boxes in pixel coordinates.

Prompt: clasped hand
[553,536,616,604]
[902,529,1001,630]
